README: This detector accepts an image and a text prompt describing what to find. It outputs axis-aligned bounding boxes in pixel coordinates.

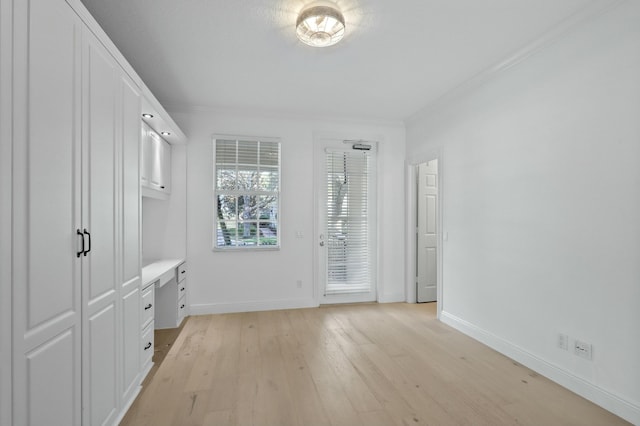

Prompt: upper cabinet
[141,122,171,196]
[140,91,186,200]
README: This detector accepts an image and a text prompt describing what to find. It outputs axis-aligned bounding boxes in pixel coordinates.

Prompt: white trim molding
[189,298,318,316]
[0,0,13,423]
[441,311,640,425]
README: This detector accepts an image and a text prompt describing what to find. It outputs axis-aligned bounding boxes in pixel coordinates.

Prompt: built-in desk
[142,258,184,288]
[142,258,188,330]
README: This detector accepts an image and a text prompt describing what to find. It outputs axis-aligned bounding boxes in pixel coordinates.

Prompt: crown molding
[164,103,406,129]
[405,0,626,126]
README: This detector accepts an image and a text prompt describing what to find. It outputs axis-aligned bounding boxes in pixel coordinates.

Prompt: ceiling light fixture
[142,113,154,119]
[161,131,171,137]
[296,3,345,47]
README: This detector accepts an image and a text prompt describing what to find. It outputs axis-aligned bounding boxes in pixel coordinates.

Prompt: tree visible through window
[213,138,280,249]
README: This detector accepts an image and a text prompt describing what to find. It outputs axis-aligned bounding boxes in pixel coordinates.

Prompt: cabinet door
[12,0,82,424]
[121,285,140,405]
[149,130,163,189]
[82,27,119,426]
[160,139,172,193]
[140,122,153,188]
[120,74,141,406]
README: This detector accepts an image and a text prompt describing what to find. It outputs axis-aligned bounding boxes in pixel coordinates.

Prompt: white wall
[406,2,640,423]
[142,144,187,261]
[170,109,406,314]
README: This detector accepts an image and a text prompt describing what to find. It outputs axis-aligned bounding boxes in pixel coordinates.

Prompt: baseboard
[113,384,142,426]
[440,311,640,425]
[189,298,318,315]
[378,293,406,303]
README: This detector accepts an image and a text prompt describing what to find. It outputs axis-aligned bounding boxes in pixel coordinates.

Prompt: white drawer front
[141,284,155,329]
[178,279,187,298]
[177,262,187,283]
[141,322,154,367]
[177,295,187,326]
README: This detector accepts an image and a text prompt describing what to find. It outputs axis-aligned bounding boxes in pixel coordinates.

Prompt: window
[213,137,280,249]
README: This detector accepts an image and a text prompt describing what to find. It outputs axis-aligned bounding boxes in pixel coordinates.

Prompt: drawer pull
[144,342,152,350]
[181,270,186,275]
[144,303,153,310]
[180,287,185,292]
[180,304,185,309]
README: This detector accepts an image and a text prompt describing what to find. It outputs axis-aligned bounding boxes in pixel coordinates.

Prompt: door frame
[405,148,444,318]
[313,131,382,306]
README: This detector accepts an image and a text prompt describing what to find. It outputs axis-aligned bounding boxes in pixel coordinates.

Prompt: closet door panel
[122,76,141,283]
[82,28,119,426]
[87,303,117,425]
[25,0,81,334]
[12,0,82,423]
[120,75,142,405]
[121,285,140,400]
[84,33,117,302]
[26,329,77,426]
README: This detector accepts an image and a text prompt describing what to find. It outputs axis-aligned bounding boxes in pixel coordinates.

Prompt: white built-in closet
[2,0,177,423]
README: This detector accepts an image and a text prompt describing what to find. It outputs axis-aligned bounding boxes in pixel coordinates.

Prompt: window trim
[212,135,281,251]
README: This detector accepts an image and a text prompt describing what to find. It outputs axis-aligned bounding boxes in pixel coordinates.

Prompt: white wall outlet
[574,340,592,360]
[557,333,569,350]
[296,280,302,288]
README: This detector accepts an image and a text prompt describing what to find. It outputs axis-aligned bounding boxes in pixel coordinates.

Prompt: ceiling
[80,0,600,122]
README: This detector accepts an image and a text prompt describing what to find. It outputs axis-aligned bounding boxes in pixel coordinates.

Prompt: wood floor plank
[120,303,630,426]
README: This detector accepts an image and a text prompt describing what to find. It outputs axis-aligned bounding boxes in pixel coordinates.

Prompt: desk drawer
[177,262,187,283]
[141,321,154,367]
[177,294,187,326]
[141,282,155,328]
[178,279,187,298]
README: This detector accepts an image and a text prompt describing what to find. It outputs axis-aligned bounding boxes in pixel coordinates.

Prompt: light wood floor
[120,303,629,426]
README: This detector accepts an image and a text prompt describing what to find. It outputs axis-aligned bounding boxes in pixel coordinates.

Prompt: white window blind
[213,137,280,249]
[325,149,373,295]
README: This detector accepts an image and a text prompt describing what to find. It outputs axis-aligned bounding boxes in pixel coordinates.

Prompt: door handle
[76,229,84,258]
[144,303,153,310]
[83,229,91,256]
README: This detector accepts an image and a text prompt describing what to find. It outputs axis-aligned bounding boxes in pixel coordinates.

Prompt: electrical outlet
[296,280,302,288]
[574,340,592,360]
[557,333,569,350]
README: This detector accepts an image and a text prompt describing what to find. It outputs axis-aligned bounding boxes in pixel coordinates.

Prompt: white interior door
[317,139,377,304]
[417,160,438,303]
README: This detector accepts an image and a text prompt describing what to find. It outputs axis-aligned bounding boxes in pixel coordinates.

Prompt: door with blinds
[317,140,377,304]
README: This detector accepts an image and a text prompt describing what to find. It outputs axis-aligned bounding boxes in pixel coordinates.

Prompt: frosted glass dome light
[296,4,345,47]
